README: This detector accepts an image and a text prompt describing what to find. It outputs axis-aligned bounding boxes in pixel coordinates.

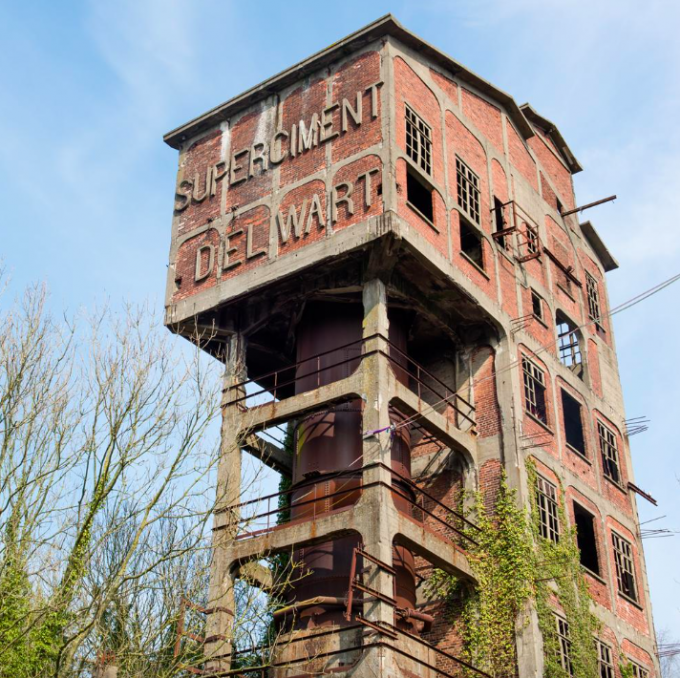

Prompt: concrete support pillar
[205,333,247,670]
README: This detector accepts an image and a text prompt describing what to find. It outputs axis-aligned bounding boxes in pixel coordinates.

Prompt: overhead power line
[392,271,680,433]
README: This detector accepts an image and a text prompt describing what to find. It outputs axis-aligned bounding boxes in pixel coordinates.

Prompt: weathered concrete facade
[164,15,659,678]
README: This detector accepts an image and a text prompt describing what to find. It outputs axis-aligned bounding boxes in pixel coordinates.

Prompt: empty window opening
[493,197,510,250]
[460,218,484,269]
[561,389,585,456]
[556,311,583,377]
[597,640,615,678]
[612,532,638,602]
[405,105,432,175]
[598,422,621,485]
[586,272,604,331]
[555,615,574,676]
[536,475,559,543]
[531,290,544,321]
[456,157,480,225]
[556,196,563,215]
[406,167,434,224]
[573,502,600,575]
[522,357,547,424]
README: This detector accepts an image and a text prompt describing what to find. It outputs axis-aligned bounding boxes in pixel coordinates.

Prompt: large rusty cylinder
[280,301,422,632]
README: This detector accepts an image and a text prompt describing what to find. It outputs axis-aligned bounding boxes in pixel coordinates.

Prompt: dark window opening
[460,218,484,269]
[493,197,509,250]
[573,502,600,575]
[406,168,434,223]
[531,290,543,321]
[561,389,585,456]
[556,196,563,215]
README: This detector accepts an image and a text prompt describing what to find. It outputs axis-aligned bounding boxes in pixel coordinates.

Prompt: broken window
[561,389,585,456]
[460,218,485,269]
[555,615,574,676]
[612,532,638,602]
[586,272,603,331]
[525,223,539,254]
[597,640,615,678]
[598,422,621,485]
[630,661,649,678]
[573,502,600,575]
[531,290,544,321]
[493,197,510,250]
[522,357,547,424]
[536,475,560,543]
[406,167,434,223]
[405,105,432,175]
[556,311,583,377]
[456,157,480,225]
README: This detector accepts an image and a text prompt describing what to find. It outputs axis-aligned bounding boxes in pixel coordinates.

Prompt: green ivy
[427,475,534,678]
[526,459,600,678]
[427,463,600,678]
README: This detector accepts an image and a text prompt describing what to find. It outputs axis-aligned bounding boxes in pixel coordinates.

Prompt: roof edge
[580,220,619,272]
[520,103,583,174]
[164,14,534,149]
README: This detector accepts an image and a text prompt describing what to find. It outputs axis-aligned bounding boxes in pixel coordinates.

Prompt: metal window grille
[522,357,547,424]
[405,106,432,175]
[612,532,638,602]
[597,640,615,678]
[598,422,621,485]
[555,615,574,676]
[536,475,560,543]
[525,223,539,254]
[556,314,582,368]
[630,661,649,678]
[586,272,603,328]
[456,157,480,225]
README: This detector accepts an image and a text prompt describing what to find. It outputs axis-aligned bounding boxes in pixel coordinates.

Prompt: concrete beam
[243,435,291,475]
[237,372,363,434]
[391,379,477,465]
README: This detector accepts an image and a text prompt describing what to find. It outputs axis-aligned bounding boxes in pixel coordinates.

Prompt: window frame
[522,356,548,424]
[595,639,615,678]
[612,531,638,603]
[629,660,650,678]
[597,421,622,486]
[556,311,583,373]
[555,614,574,677]
[531,289,545,322]
[405,105,432,176]
[456,156,481,226]
[536,474,560,544]
[586,271,604,332]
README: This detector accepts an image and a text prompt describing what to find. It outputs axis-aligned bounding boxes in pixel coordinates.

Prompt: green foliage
[427,464,600,678]
[526,459,600,678]
[427,475,534,678]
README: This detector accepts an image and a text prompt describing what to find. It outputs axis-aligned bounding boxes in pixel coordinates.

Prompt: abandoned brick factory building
[163,15,659,678]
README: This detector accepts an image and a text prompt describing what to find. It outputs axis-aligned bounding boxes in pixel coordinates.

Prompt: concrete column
[205,333,247,670]
[358,278,397,678]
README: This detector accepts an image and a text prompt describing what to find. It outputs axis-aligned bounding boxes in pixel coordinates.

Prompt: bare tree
[0,279,289,677]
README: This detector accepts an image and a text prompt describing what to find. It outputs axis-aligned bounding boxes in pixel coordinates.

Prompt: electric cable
[391,270,680,433]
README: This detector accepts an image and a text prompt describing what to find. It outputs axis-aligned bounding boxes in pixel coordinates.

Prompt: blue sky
[1,0,678,638]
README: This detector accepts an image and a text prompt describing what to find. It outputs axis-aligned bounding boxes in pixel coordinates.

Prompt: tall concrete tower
[163,15,659,677]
